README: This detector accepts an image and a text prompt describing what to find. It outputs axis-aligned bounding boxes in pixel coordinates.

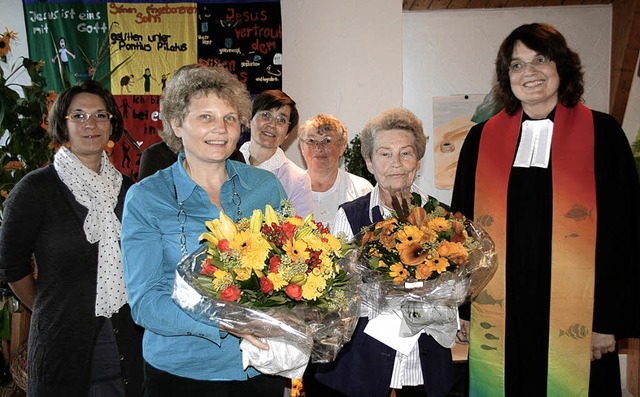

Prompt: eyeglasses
[257,111,290,126]
[65,111,113,123]
[301,137,336,149]
[508,55,552,73]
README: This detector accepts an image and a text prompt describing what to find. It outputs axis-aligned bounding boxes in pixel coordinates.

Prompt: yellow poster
[108,2,198,95]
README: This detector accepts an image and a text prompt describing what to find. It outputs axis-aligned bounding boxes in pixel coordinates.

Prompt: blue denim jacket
[121,156,287,380]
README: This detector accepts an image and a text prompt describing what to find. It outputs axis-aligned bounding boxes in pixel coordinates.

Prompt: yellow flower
[437,241,469,266]
[428,217,450,232]
[267,272,288,291]
[396,225,424,251]
[389,263,409,284]
[234,267,252,281]
[420,225,438,243]
[283,238,310,263]
[379,222,398,250]
[264,204,279,225]
[415,263,433,280]
[0,35,11,57]
[230,230,271,271]
[302,272,327,300]
[204,211,238,244]
[212,269,233,291]
[426,255,449,274]
[323,233,343,255]
[286,216,304,227]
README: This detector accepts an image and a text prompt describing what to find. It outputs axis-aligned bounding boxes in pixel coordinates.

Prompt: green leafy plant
[0,29,54,218]
[343,133,376,186]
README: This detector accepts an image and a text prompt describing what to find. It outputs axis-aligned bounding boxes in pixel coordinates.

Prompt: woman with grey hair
[297,114,373,228]
[307,108,454,397]
[121,64,288,396]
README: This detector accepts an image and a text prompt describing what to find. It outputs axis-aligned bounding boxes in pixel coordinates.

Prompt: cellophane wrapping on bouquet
[172,205,360,378]
[354,194,497,348]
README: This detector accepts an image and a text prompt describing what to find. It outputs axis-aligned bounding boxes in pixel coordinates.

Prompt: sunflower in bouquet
[195,203,352,309]
[350,193,495,349]
[357,193,479,286]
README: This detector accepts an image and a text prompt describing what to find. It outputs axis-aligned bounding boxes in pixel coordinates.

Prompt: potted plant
[0,28,54,220]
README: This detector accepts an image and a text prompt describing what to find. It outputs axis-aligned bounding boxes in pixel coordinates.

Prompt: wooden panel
[543,0,568,5]
[505,0,529,7]
[447,0,473,8]
[610,0,640,123]
[402,0,612,10]
[485,0,512,7]
[620,338,639,396]
[430,0,453,9]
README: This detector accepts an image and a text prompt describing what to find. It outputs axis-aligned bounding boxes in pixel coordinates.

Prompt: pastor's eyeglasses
[508,55,552,73]
[65,111,113,123]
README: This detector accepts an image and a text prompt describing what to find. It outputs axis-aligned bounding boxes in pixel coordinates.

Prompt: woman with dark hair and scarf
[0,80,143,396]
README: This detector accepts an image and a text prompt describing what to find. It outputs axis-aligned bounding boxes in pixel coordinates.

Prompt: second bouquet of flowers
[172,203,360,378]
[354,193,497,349]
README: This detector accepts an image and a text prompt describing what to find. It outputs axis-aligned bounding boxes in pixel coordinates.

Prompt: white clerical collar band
[513,119,554,169]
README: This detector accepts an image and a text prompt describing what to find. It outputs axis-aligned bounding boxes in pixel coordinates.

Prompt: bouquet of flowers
[172,203,360,378]
[354,193,496,349]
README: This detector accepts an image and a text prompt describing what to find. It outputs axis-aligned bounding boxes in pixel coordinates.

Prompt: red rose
[259,276,274,294]
[285,283,302,301]
[220,285,241,302]
[217,239,230,252]
[283,222,296,240]
[200,258,218,276]
[269,256,281,273]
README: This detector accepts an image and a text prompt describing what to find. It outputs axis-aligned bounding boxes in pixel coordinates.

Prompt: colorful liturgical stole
[471,103,597,396]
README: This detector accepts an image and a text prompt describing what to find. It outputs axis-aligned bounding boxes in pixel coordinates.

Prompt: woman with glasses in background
[297,114,373,229]
[452,23,640,396]
[239,90,313,217]
[0,80,143,396]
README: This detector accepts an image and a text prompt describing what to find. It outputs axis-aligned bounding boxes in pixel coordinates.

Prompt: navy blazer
[314,193,455,397]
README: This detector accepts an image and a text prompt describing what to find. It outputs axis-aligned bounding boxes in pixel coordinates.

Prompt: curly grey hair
[360,108,427,161]
[297,114,348,143]
[159,64,252,153]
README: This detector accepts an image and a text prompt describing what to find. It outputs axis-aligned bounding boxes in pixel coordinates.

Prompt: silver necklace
[176,176,242,258]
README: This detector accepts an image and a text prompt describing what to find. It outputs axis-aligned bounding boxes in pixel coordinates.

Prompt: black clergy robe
[451,108,640,396]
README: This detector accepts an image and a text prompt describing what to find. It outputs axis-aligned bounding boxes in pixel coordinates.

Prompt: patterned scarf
[471,103,596,396]
[54,147,127,318]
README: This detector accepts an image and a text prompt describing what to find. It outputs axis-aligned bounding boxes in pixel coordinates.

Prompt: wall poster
[21,0,282,180]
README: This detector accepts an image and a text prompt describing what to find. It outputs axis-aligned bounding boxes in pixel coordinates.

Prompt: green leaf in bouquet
[195,275,218,295]
[422,196,441,213]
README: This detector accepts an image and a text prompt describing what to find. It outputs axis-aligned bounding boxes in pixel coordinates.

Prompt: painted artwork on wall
[21,0,282,180]
[432,92,500,189]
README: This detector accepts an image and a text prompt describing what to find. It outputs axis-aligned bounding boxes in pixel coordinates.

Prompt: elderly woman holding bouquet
[121,64,288,396]
[307,108,455,397]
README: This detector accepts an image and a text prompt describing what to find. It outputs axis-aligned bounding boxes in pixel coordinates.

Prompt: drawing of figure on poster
[432,92,501,189]
[51,36,75,73]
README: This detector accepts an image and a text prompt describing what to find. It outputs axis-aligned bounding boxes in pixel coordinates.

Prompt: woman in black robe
[452,23,640,396]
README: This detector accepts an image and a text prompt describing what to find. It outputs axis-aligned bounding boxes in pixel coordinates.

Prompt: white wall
[280,0,403,168]
[403,5,613,203]
[4,1,637,200]
[622,57,640,144]
[0,0,30,91]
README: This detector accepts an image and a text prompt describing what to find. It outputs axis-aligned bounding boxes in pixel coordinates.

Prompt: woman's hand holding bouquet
[172,203,359,378]
[354,193,497,348]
